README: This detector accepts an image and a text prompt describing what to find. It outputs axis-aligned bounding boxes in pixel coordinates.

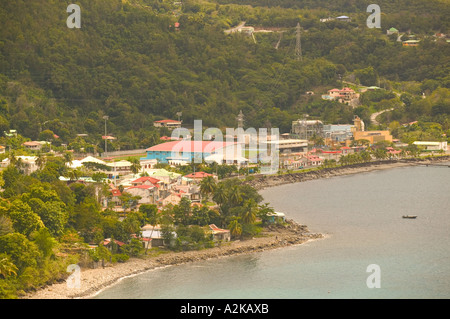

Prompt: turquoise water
[93,164,450,299]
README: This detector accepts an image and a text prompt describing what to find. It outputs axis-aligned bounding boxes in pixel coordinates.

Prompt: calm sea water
[93,164,450,299]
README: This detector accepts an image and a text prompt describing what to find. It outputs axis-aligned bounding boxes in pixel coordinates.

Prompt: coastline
[22,156,449,299]
[23,220,322,299]
[244,156,450,191]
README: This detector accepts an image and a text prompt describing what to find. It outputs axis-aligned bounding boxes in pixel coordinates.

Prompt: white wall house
[413,141,447,151]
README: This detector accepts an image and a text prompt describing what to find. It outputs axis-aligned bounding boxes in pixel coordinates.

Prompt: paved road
[370,108,394,125]
[224,21,246,34]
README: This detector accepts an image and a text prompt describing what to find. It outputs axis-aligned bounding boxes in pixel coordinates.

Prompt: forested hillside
[0,0,449,151]
[0,0,449,299]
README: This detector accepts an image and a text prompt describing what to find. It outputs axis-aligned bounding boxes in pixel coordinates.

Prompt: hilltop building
[402,40,420,47]
[322,87,360,106]
[153,119,182,129]
[387,27,399,35]
[0,156,38,175]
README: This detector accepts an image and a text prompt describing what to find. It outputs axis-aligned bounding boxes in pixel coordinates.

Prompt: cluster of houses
[321,87,360,107]
[387,28,450,46]
[64,154,229,248]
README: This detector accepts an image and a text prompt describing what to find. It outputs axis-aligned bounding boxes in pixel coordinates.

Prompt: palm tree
[0,253,18,279]
[240,199,257,225]
[229,185,242,206]
[212,183,228,207]
[360,150,372,163]
[228,217,242,239]
[8,150,17,167]
[36,151,46,170]
[339,154,348,166]
[199,176,216,200]
[63,151,73,166]
[66,168,80,181]
[373,148,388,160]
[128,157,141,175]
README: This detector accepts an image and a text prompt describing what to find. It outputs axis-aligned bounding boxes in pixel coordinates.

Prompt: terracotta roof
[127,184,155,190]
[111,189,121,196]
[209,224,230,234]
[184,171,214,178]
[23,141,41,146]
[103,238,125,246]
[132,176,161,185]
[102,135,116,140]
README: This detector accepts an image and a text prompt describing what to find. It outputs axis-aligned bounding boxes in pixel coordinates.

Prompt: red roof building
[131,176,161,187]
[111,189,121,197]
[153,119,182,129]
[184,171,215,180]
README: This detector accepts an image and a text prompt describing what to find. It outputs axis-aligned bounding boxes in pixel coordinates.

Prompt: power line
[296,22,302,61]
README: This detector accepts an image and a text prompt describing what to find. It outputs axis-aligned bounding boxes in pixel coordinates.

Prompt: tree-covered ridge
[1,0,448,151]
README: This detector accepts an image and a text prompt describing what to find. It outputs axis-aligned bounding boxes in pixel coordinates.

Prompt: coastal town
[1,89,448,256]
[1,0,449,302]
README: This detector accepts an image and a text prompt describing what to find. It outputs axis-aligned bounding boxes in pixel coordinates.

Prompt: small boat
[402,215,417,219]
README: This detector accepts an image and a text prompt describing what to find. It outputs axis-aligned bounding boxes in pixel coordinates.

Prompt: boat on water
[402,215,417,219]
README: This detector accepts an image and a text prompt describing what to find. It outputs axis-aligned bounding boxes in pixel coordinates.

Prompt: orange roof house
[184,171,216,181]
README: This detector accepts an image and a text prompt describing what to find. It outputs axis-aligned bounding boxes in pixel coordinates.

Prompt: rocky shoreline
[23,219,322,299]
[22,156,449,299]
[245,156,450,191]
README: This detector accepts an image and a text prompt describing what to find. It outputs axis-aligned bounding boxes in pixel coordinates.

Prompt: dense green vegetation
[0,153,272,298]
[1,0,448,151]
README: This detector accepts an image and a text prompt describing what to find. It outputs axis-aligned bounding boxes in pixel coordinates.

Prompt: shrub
[112,254,129,263]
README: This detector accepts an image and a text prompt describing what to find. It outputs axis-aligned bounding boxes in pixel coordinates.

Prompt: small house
[267,212,286,224]
[208,224,230,242]
[387,27,399,35]
[23,141,44,151]
[336,16,351,22]
[102,238,126,252]
[141,224,176,247]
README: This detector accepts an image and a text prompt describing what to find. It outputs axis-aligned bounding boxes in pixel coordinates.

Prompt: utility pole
[237,110,244,129]
[103,115,109,157]
[296,22,302,61]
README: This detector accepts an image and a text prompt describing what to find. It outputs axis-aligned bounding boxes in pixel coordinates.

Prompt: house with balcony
[153,119,182,129]
[322,87,359,106]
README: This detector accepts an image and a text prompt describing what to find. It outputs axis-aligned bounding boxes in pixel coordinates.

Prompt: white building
[413,141,448,151]
[1,156,39,175]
